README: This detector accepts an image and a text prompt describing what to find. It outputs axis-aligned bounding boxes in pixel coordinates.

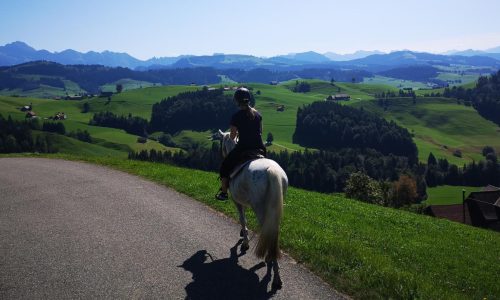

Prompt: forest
[293,101,418,163]
[90,111,149,136]
[149,88,248,133]
[0,114,56,153]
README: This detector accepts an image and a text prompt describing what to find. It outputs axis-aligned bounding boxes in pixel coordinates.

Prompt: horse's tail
[255,166,285,261]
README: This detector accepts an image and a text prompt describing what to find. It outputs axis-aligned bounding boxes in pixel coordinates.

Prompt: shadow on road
[180,240,276,300]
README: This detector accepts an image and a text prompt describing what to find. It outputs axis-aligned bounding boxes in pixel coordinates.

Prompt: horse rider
[215,87,267,200]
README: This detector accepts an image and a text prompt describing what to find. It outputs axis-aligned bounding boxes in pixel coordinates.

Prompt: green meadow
[352,97,500,165]
[363,75,429,89]
[100,78,159,92]
[426,185,482,205]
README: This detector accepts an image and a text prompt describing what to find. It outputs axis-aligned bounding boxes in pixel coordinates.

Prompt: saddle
[229,149,265,179]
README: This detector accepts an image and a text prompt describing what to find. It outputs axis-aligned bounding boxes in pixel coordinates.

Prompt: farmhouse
[20,103,32,112]
[65,95,83,100]
[25,111,36,118]
[326,94,350,101]
[425,185,500,231]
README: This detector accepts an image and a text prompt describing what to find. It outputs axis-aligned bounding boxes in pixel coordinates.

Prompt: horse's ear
[218,129,224,135]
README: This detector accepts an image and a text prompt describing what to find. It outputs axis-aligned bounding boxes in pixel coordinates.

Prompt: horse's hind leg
[271,259,283,290]
[236,203,249,251]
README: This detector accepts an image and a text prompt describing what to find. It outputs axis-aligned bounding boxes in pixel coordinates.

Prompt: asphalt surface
[0,158,346,299]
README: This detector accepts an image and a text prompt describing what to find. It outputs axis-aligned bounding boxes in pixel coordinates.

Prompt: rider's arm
[230,125,238,140]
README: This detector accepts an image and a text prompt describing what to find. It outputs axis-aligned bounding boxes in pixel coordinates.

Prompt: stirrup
[215,189,228,201]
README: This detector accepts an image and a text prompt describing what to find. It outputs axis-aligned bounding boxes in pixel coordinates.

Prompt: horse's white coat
[216,129,288,289]
[230,159,288,224]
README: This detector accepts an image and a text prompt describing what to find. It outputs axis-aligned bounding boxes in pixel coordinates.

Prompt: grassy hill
[84,85,199,120]
[0,93,182,154]
[352,97,500,164]
[4,153,497,299]
[5,80,498,165]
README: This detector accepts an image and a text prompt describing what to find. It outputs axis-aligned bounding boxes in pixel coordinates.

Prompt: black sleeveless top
[230,109,265,150]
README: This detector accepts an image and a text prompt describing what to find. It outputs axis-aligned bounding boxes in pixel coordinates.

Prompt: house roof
[467,190,500,205]
[426,204,470,224]
[481,185,500,192]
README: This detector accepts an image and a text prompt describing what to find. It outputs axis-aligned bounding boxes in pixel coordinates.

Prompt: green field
[87,85,199,120]
[363,75,430,89]
[426,185,482,205]
[352,97,500,164]
[0,94,179,154]
[436,72,479,86]
[0,75,85,98]
[4,153,498,299]
[100,78,159,92]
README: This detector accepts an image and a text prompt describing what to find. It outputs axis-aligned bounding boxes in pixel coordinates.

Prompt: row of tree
[374,89,416,99]
[292,81,311,93]
[425,150,499,187]
[127,144,427,204]
[293,101,418,164]
[89,111,149,136]
[0,114,56,153]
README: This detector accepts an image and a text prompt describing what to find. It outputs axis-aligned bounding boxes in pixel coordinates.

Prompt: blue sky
[1,0,499,59]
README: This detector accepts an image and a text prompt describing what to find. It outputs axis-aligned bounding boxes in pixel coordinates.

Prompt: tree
[345,171,383,205]
[427,152,437,166]
[351,77,356,83]
[482,146,495,157]
[116,84,123,93]
[390,175,418,208]
[266,132,274,145]
[81,102,90,113]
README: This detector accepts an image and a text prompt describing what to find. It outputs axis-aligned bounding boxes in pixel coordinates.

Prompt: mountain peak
[4,41,34,51]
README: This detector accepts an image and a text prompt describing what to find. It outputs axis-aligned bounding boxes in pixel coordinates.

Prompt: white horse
[215,129,288,290]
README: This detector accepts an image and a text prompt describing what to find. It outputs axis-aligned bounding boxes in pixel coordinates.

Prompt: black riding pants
[219,146,266,178]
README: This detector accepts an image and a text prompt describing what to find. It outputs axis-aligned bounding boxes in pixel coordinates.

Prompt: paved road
[0,158,346,299]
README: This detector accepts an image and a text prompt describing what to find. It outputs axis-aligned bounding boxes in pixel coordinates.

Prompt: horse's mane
[221,131,236,157]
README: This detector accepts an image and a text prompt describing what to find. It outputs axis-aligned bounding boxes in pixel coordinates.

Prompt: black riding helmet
[234,87,251,105]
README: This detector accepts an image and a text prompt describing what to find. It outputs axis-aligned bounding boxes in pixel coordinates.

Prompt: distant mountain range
[441,49,500,60]
[323,50,385,61]
[1,41,500,71]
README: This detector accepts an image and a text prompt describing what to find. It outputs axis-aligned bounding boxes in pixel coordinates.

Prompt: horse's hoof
[272,278,283,290]
[241,242,249,252]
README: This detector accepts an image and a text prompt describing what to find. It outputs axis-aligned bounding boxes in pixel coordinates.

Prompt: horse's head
[215,129,236,158]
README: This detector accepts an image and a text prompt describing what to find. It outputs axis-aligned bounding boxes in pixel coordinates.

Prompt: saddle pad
[230,157,264,179]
